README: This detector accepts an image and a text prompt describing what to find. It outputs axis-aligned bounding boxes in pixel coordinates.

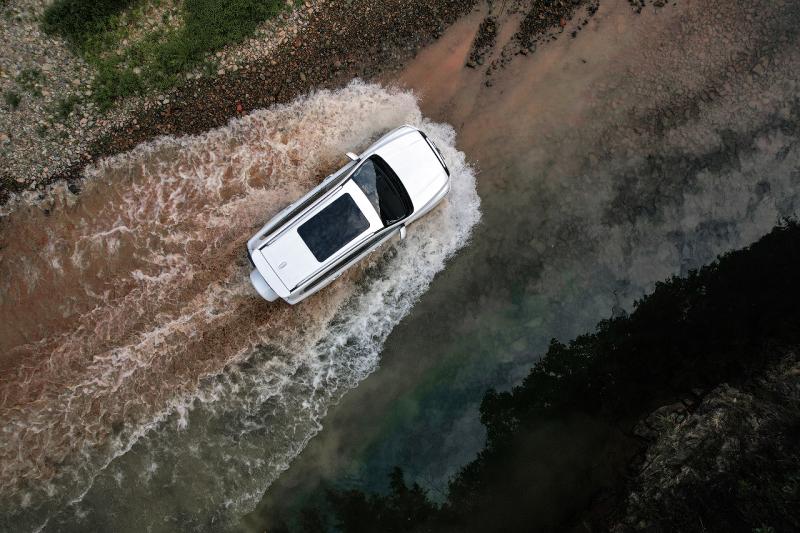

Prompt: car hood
[373,130,449,211]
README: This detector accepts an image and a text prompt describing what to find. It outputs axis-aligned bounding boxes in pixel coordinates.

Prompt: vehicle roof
[259,180,382,290]
[253,125,448,296]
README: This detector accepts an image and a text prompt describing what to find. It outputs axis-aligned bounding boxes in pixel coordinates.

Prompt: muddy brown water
[0,84,480,530]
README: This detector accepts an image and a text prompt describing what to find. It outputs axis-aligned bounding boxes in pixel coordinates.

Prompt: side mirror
[346,152,359,161]
[399,226,407,240]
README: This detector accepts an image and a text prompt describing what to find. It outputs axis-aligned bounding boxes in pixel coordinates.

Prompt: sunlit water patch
[0,80,480,531]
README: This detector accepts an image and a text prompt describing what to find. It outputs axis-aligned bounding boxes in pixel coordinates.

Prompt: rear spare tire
[250,269,279,302]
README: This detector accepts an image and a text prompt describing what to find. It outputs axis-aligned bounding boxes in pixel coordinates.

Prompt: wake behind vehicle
[247,125,451,304]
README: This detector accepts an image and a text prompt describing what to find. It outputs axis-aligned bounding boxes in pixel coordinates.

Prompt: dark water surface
[246,0,800,528]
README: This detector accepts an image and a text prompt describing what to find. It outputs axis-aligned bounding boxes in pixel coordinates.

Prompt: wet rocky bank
[1,0,477,203]
[1,0,597,205]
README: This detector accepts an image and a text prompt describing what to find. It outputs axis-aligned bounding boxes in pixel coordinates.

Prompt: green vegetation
[4,90,21,110]
[16,67,44,96]
[41,0,287,109]
[41,0,141,43]
[283,221,800,532]
[51,95,81,121]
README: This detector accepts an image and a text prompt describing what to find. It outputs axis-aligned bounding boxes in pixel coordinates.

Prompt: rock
[614,355,800,531]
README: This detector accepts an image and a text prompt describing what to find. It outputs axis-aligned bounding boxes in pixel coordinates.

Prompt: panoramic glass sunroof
[298,193,370,262]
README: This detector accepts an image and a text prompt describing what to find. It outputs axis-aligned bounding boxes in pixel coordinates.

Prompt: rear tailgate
[259,228,320,290]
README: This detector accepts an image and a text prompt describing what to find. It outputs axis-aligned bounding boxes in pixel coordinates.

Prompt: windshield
[351,157,412,225]
[297,193,370,262]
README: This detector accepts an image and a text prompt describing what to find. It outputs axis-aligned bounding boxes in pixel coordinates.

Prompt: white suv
[247,125,451,304]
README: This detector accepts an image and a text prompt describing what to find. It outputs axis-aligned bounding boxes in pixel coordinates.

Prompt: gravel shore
[0,0,602,205]
[0,0,477,203]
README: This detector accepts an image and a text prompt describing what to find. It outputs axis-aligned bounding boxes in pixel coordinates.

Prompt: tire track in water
[0,81,480,530]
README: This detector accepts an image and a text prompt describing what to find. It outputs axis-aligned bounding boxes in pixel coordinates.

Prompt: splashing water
[0,80,481,530]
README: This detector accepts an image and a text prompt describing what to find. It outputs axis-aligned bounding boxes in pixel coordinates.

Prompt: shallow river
[0,84,480,530]
[2,0,800,531]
